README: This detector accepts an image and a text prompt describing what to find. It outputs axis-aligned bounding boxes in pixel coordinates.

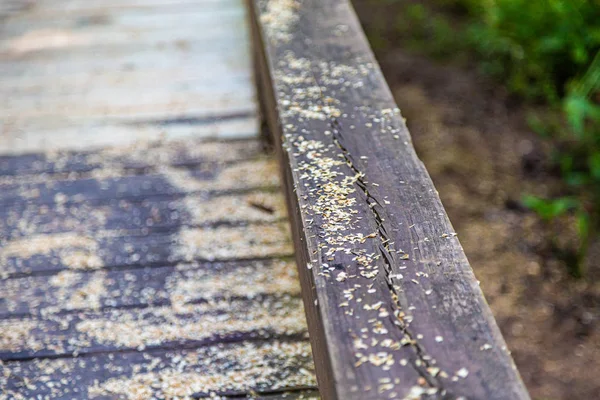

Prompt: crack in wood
[330,124,444,391]
[300,60,445,391]
[313,111,443,394]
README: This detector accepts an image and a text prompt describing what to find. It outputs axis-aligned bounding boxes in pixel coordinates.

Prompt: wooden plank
[0,29,247,65]
[0,190,287,240]
[0,157,279,206]
[0,85,255,120]
[0,116,259,155]
[15,0,245,16]
[1,72,252,106]
[0,340,317,399]
[0,222,293,277]
[0,138,262,176]
[1,7,245,36]
[1,76,251,116]
[2,68,251,98]
[0,7,247,53]
[0,41,249,79]
[0,40,250,79]
[0,1,31,20]
[0,258,299,319]
[0,295,307,360]
[250,0,530,399]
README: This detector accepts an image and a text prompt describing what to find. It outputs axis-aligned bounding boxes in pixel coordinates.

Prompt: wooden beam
[249,0,530,399]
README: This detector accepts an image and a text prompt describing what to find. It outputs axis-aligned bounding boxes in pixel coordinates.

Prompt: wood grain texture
[0,0,319,396]
[0,143,289,280]
[0,0,258,153]
[0,116,259,155]
[0,137,316,396]
[0,222,293,278]
[0,258,299,319]
[0,156,280,208]
[0,138,262,176]
[249,0,530,399]
[0,340,316,399]
[0,296,307,360]
[9,0,243,16]
[0,190,287,240]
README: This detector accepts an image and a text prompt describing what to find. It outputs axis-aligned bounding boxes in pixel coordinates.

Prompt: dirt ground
[352,3,600,398]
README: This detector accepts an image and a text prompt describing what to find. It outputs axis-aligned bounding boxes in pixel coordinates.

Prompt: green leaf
[523,195,578,221]
[576,210,590,242]
[589,152,600,180]
[564,95,590,136]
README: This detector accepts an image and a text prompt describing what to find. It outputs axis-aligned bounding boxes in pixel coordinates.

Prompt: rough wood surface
[0,220,293,279]
[0,191,287,240]
[0,139,317,398]
[250,0,530,399]
[0,259,299,319]
[0,0,319,395]
[0,296,307,360]
[0,0,258,154]
[0,138,262,177]
[0,340,316,399]
[0,153,280,208]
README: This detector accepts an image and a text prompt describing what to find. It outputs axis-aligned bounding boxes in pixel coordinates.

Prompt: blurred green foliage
[369,0,600,275]
[461,0,600,102]
[469,0,600,276]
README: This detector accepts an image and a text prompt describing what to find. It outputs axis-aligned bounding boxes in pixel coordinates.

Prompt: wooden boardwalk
[0,1,318,399]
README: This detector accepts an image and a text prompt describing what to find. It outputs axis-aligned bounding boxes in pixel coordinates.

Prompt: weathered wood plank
[0,87,254,120]
[0,0,245,36]
[0,258,299,319]
[0,157,279,207]
[0,8,247,55]
[0,295,307,360]
[0,222,293,277]
[3,69,251,101]
[0,0,317,396]
[0,41,249,79]
[0,0,259,149]
[250,0,529,399]
[0,138,262,176]
[0,340,317,399]
[0,116,259,155]
[12,0,244,16]
[1,72,251,104]
[0,191,286,240]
